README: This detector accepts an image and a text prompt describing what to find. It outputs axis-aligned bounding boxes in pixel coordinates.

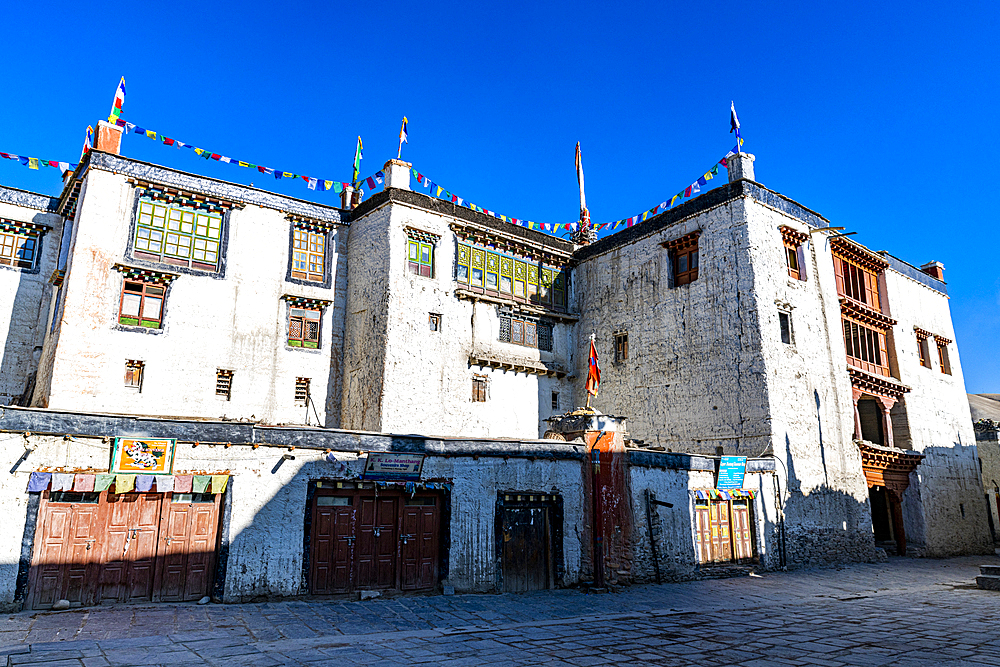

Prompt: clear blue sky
[2,1,997,393]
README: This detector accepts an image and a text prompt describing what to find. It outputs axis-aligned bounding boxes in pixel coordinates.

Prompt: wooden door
[731,501,753,561]
[694,503,712,564]
[98,493,162,603]
[29,493,103,609]
[155,494,221,601]
[400,498,439,590]
[709,500,732,563]
[356,496,398,589]
[501,506,550,592]
[310,496,355,594]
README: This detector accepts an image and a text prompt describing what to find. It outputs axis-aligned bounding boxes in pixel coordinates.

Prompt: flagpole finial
[397,116,408,159]
[572,142,598,246]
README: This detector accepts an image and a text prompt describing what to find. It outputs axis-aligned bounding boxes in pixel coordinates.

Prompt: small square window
[614,332,629,362]
[295,377,310,405]
[664,232,701,287]
[216,369,233,401]
[125,360,144,391]
[472,375,488,402]
[429,313,441,332]
[779,311,793,345]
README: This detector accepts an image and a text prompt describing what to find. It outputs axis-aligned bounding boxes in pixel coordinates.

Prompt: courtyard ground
[3,555,999,666]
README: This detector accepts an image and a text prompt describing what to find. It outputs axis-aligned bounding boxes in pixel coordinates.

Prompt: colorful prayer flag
[108,76,126,124]
[586,338,601,397]
[353,136,363,185]
[81,125,93,159]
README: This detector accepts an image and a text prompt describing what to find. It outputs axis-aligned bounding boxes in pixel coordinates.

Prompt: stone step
[979,564,1000,576]
[976,574,1000,591]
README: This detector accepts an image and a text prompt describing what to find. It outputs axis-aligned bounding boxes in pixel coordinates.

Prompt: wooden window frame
[843,318,890,376]
[291,225,326,283]
[124,360,144,391]
[455,242,569,313]
[472,374,488,402]
[294,377,310,405]
[614,331,628,362]
[779,226,808,281]
[119,280,166,329]
[216,369,233,401]
[915,330,932,369]
[429,313,442,332]
[406,230,438,278]
[551,391,559,411]
[779,311,793,345]
[499,313,553,352]
[0,225,40,269]
[288,307,321,348]
[663,231,701,287]
[133,199,223,272]
[935,337,952,375]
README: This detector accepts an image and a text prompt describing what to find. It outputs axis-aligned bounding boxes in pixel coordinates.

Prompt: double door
[29,491,221,609]
[309,488,439,594]
[694,499,754,565]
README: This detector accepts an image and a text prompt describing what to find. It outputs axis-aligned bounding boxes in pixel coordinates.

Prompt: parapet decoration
[286,214,342,233]
[112,263,179,286]
[280,294,333,310]
[0,218,52,235]
[128,179,239,214]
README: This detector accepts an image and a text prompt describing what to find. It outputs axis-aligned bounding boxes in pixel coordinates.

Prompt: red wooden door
[709,500,732,563]
[29,494,102,609]
[400,498,439,590]
[156,494,221,601]
[310,496,355,594]
[356,496,398,589]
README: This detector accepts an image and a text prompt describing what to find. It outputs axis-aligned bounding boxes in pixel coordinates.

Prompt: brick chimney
[383,159,411,190]
[920,261,945,281]
[727,152,755,183]
[94,120,123,155]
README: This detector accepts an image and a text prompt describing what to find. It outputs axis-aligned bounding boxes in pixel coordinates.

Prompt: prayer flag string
[0,152,77,173]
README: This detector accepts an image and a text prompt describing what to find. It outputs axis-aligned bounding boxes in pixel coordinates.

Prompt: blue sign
[717,456,747,490]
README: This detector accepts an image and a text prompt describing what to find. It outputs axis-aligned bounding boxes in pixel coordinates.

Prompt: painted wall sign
[110,438,176,474]
[716,456,747,490]
[362,452,425,481]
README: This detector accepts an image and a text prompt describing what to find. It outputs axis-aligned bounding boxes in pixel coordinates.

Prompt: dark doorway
[495,493,563,592]
[308,484,441,595]
[869,486,893,545]
[857,399,884,444]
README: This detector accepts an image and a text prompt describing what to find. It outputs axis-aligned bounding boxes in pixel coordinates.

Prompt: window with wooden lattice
[472,375,489,402]
[288,307,320,348]
[614,331,629,362]
[216,369,233,400]
[499,312,553,351]
[291,226,326,282]
[133,198,223,272]
[779,226,808,281]
[663,231,700,287]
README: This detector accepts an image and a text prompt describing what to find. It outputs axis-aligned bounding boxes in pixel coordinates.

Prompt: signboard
[110,438,176,474]
[716,456,747,490]
[362,452,425,481]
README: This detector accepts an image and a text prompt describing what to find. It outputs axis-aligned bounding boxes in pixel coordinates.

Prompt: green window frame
[500,256,514,295]
[288,307,320,348]
[471,247,485,287]
[485,251,499,290]
[408,238,434,277]
[454,241,568,312]
[134,199,222,271]
[457,244,471,283]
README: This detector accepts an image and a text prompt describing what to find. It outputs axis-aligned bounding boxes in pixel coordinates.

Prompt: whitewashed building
[0,119,991,611]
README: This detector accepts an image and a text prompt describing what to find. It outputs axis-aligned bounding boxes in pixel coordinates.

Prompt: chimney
[727,152,755,183]
[94,120,123,155]
[383,159,411,190]
[920,261,945,281]
[341,184,355,210]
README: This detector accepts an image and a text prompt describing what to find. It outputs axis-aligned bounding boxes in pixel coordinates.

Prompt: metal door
[400,498,439,590]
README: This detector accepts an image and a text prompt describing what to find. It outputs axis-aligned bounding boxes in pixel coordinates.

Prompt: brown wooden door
[356,496,398,589]
[731,501,753,561]
[400,499,439,590]
[501,506,550,592]
[694,503,712,564]
[155,494,221,601]
[29,495,102,609]
[709,500,732,563]
[310,496,355,594]
[99,493,162,603]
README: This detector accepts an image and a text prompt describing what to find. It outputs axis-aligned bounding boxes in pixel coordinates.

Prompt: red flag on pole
[586,338,601,397]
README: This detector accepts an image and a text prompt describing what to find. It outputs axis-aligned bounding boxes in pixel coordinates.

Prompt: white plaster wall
[0,432,586,606]
[33,169,346,426]
[345,200,573,438]
[572,199,772,454]
[0,201,63,404]
[884,268,993,555]
[743,201,876,563]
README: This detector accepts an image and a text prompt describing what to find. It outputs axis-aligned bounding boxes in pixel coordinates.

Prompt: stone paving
[3,556,999,666]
